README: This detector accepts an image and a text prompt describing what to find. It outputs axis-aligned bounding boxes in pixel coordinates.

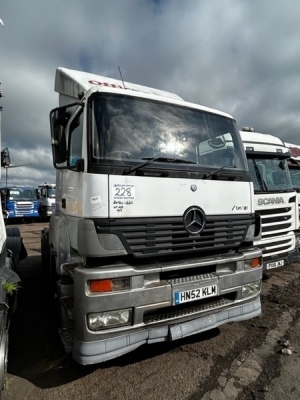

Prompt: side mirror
[1,148,10,167]
[50,109,68,167]
[49,102,82,169]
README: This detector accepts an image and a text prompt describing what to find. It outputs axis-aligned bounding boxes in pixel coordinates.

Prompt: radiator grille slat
[96,215,252,258]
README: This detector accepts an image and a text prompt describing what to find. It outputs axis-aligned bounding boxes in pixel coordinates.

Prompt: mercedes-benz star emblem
[183,206,206,235]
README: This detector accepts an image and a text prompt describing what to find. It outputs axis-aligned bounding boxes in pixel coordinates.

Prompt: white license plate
[266,259,284,270]
[174,285,217,305]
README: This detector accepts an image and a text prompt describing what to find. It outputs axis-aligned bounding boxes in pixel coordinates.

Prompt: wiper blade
[124,157,197,175]
[203,164,237,180]
[252,159,268,191]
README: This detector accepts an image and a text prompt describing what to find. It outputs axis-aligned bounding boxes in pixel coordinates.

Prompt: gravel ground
[2,221,300,400]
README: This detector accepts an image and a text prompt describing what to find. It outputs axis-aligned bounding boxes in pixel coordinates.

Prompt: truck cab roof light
[242,127,255,132]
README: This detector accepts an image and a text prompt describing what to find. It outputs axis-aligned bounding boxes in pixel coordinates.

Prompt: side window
[68,109,83,167]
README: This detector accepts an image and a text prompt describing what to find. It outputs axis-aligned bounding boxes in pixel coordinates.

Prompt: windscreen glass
[46,188,56,198]
[247,157,293,192]
[289,168,300,190]
[7,188,37,201]
[90,94,247,172]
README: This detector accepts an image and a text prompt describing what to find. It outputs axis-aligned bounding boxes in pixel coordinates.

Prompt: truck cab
[284,142,300,230]
[42,68,262,365]
[240,128,300,270]
[37,183,56,220]
[0,186,39,222]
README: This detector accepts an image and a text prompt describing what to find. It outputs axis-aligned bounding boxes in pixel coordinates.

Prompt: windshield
[6,188,37,201]
[247,157,293,192]
[289,168,300,190]
[90,94,248,173]
[46,188,56,198]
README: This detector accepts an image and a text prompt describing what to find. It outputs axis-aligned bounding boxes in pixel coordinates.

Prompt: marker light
[89,277,130,292]
[245,257,261,270]
[87,308,132,330]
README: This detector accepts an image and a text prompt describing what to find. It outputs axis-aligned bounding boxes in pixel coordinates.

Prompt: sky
[1,0,300,187]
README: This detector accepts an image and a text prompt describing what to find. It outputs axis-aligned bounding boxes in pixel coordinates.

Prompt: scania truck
[41,67,262,365]
[240,128,300,269]
[284,142,300,227]
[0,186,39,221]
[37,182,56,220]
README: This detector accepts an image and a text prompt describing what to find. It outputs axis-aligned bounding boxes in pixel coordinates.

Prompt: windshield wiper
[203,164,237,180]
[124,157,197,175]
[252,159,268,191]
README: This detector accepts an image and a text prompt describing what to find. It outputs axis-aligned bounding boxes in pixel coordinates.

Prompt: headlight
[242,280,261,298]
[87,308,132,331]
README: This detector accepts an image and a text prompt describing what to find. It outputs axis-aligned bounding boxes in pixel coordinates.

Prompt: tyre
[0,327,8,394]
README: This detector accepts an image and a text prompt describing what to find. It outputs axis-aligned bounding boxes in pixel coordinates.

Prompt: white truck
[0,107,27,393]
[240,128,300,270]
[37,182,56,220]
[284,142,300,234]
[41,67,262,365]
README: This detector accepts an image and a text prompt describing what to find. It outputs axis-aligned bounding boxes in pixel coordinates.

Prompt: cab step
[59,328,74,353]
[62,260,84,280]
[61,296,74,319]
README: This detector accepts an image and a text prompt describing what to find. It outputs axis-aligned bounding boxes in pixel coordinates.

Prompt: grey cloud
[1,0,300,187]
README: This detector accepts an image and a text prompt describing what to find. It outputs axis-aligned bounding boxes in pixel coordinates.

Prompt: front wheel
[0,328,9,395]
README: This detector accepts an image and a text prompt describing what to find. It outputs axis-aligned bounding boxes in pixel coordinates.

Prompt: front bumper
[73,296,261,365]
[70,247,262,364]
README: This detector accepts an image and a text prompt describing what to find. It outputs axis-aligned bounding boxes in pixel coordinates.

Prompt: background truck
[284,142,300,229]
[0,107,27,394]
[36,182,56,220]
[41,67,262,365]
[0,186,39,222]
[240,128,300,270]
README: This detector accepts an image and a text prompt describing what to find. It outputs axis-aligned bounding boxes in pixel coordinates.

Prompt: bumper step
[59,328,74,353]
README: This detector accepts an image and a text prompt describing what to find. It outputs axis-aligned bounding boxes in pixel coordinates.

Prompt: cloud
[1,0,300,188]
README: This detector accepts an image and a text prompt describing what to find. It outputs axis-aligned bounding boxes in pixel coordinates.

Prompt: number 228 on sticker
[112,184,135,200]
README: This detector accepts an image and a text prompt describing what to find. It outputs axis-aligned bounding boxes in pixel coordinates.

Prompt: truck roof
[285,142,300,160]
[55,67,234,119]
[239,130,289,155]
[0,186,35,190]
[55,67,183,101]
[38,183,56,188]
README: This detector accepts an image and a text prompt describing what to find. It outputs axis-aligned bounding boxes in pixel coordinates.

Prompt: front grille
[15,202,34,215]
[143,296,233,324]
[263,252,288,262]
[95,215,253,258]
[259,206,294,238]
[256,234,294,257]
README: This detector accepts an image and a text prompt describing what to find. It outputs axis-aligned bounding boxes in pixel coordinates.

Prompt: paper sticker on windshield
[112,184,135,200]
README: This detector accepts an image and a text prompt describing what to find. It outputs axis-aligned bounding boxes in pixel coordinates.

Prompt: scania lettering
[257,197,284,206]
[240,128,299,270]
[41,67,262,365]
